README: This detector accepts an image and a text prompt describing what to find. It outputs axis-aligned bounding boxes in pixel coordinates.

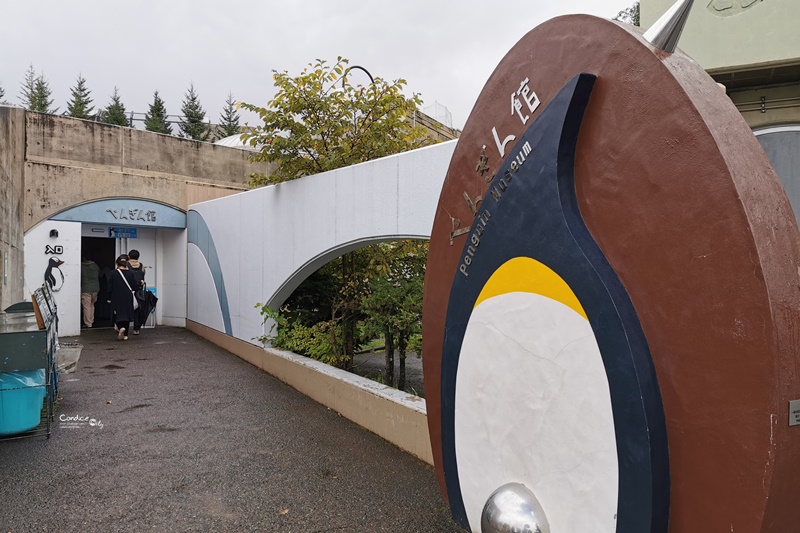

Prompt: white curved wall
[187,243,225,334]
[187,140,456,344]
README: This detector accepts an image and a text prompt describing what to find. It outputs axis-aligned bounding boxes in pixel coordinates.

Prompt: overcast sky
[0,0,638,130]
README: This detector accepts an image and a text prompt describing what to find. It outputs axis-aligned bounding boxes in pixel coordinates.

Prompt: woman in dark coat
[107,255,138,340]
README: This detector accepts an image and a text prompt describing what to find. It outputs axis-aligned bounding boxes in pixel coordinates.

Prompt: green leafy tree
[100,87,130,126]
[144,90,172,134]
[255,303,344,365]
[262,247,371,370]
[614,1,640,26]
[240,56,430,185]
[179,83,210,141]
[65,74,95,119]
[245,57,432,378]
[361,241,426,390]
[216,92,241,139]
[262,239,427,387]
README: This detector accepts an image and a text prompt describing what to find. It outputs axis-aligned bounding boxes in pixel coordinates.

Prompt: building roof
[214,134,259,151]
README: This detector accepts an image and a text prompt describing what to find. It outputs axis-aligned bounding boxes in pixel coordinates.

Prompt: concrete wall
[0,107,25,310]
[729,85,800,129]
[22,111,276,231]
[641,0,800,71]
[0,107,274,331]
[414,109,460,142]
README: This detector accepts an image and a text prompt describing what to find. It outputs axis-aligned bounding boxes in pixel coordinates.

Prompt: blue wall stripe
[187,210,233,336]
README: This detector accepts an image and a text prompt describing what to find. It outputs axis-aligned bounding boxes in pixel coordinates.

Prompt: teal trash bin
[0,369,46,436]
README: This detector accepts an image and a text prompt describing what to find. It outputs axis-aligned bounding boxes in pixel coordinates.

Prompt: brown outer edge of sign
[422,15,800,531]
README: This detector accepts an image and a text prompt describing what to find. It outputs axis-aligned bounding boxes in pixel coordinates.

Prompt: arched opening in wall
[755,125,800,224]
[267,238,428,397]
[24,198,188,337]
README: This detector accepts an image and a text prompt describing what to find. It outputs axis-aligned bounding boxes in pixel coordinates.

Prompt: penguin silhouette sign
[44,256,65,292]
[422,11,800,533]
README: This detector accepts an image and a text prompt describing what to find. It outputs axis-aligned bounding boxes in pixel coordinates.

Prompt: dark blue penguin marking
[44,256,65,291]
[440,73,669,533]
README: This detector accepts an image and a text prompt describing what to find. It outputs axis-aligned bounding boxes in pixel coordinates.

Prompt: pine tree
[19,64,57,113]
[100,87,130,127]
[0,82,6,104]
[614,1,640,26]
[178,83,209,140]
[216,92,241,139]
[30,72,56,113]
[19,64,38,109]
[144,90,172,134]
[65,74,95,119]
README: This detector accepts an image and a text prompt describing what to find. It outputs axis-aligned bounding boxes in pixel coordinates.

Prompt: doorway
[81,236,116,328]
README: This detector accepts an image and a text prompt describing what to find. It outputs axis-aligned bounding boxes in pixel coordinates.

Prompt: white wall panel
[24,221,82,336]
[187,243,224,332]
[158,228,187,327]
[188,140,456,343]
[235,191,266,343]
[206,195,242,335]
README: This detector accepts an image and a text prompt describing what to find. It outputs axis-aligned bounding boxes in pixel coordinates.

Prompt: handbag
[117,269,139,311]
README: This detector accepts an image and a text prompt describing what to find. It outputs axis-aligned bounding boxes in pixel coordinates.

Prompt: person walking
[127,249,146,335]
[80,256,100,328]
[108,255,138,340]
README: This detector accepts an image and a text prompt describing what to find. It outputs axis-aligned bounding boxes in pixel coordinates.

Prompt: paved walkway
[0,327,462,532]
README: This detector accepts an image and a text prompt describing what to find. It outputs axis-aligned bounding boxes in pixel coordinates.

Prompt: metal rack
[0,285,58,440]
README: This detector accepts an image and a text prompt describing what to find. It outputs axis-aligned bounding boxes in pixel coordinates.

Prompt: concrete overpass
[0,106,274,334]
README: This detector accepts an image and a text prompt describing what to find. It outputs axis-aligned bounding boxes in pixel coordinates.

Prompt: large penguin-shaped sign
[442,73,668,532]
[423,6,800,533]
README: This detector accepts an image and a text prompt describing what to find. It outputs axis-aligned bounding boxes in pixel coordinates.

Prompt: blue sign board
[50,198,187,229]
[110,227,137,239]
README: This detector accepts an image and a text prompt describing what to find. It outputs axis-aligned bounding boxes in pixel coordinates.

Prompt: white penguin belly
[454,291,619,532]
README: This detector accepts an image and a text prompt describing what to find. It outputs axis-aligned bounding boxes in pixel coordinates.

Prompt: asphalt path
[0,326,462,532]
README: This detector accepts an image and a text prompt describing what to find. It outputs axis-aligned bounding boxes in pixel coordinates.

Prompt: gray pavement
[0,326,462,532]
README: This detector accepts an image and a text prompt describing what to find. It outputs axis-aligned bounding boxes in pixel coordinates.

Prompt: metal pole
[342,65,374,87]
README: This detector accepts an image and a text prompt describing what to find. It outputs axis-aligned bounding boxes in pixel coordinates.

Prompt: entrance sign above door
[50,199,186,229]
